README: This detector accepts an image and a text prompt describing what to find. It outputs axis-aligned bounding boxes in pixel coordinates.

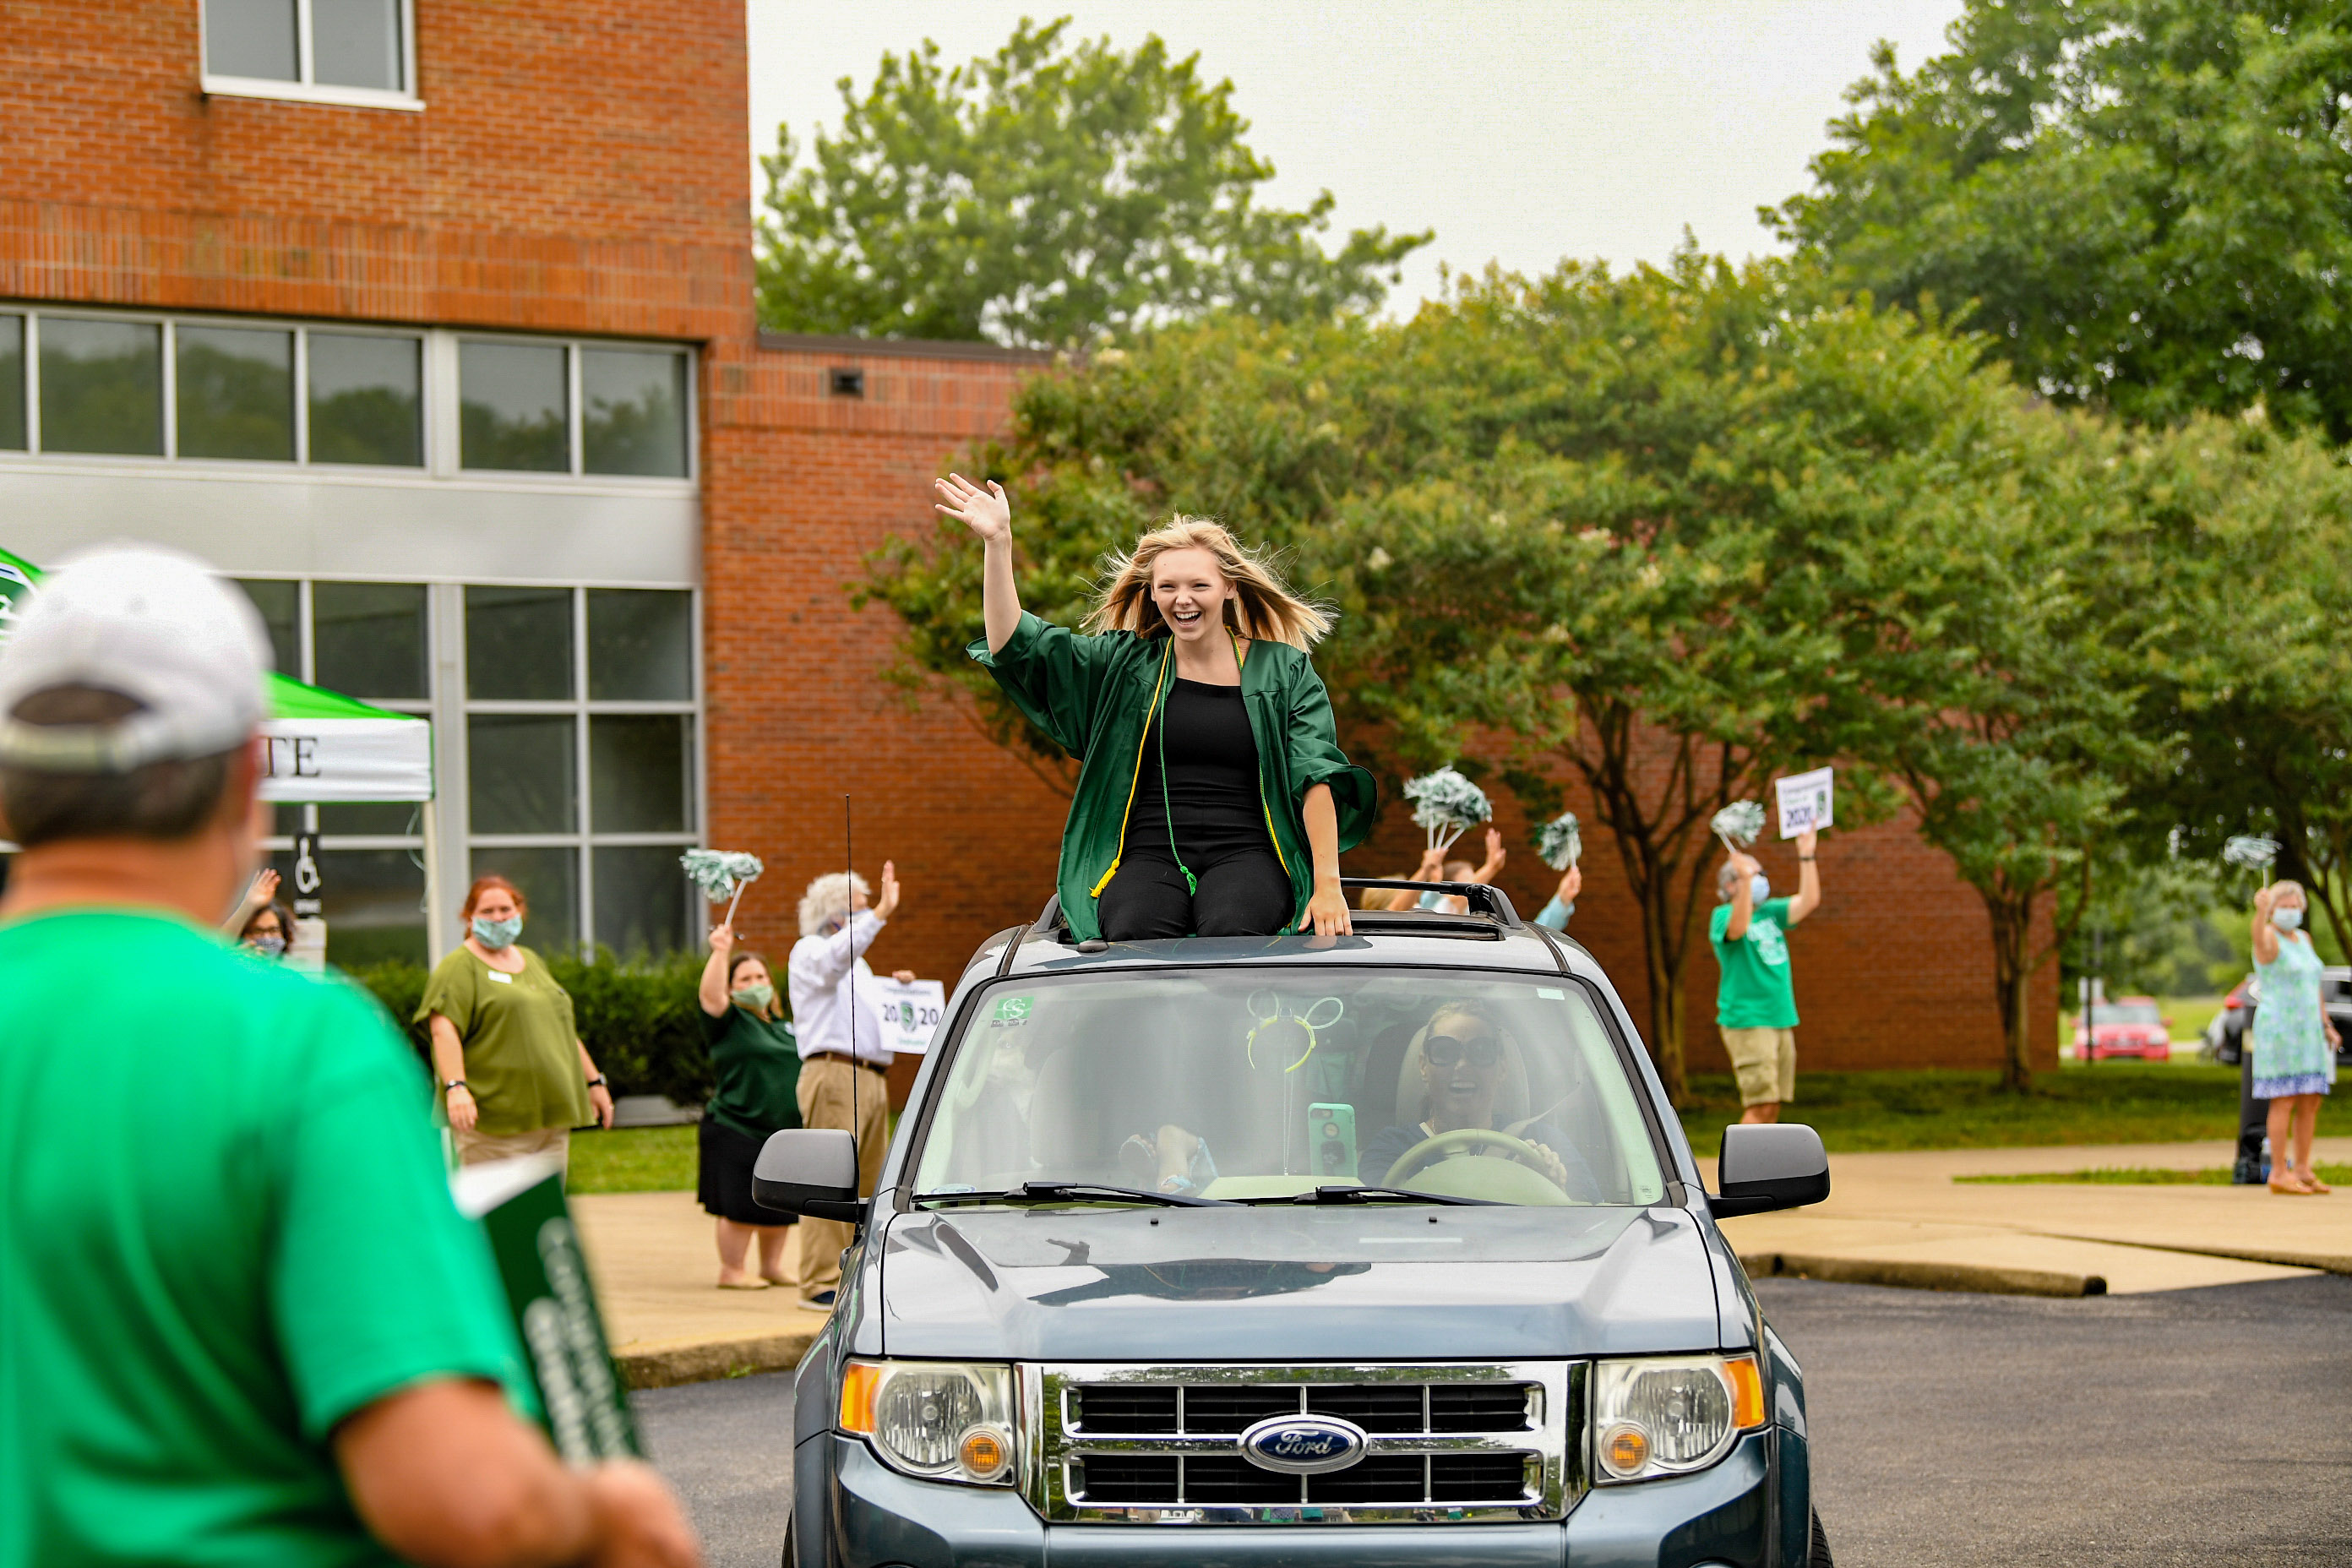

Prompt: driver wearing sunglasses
[1358,1004,1598,1198]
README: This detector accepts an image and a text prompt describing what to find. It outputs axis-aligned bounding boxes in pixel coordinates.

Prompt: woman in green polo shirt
[937,473,1375,942]
[417,874,615,1168]
[695,921,802,1288]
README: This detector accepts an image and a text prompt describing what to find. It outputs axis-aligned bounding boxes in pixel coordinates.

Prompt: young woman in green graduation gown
[936,473,1375,941]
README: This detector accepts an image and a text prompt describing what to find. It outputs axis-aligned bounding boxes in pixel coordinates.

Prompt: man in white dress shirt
[787,861,912,1311]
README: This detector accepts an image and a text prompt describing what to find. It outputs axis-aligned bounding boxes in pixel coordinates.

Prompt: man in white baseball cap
[0,545,698,1568]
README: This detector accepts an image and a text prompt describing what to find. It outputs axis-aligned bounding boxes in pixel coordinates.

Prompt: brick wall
[1,0,751,340]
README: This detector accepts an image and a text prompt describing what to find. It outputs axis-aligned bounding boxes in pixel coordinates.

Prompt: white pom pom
[2223,835,2280,872]
[1537,813,1582,870]
[1403,766,1492,852]
[1711,800,1767,848]
[680,848,765,900]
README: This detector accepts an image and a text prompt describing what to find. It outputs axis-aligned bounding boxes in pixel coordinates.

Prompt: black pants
[1098,847,1293,939]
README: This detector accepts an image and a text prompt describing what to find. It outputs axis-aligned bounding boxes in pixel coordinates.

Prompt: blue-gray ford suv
[755,881,1835,1568]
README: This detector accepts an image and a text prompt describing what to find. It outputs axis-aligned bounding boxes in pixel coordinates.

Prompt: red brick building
[0,0,2053,1088]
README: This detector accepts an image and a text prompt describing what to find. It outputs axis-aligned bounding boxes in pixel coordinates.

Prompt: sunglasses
[1424,1035,1501,1069]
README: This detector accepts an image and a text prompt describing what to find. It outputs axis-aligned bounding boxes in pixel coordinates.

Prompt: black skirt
[697,1116,799,1227]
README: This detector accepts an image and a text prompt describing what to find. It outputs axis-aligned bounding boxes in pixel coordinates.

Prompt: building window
[0,307,688,482]
[466,585,700,957]
[460,338,694,479]
[202,0,421,112]
[233,578,701,965]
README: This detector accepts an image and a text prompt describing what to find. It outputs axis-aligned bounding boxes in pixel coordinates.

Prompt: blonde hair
[1082,515,1334,651]
[2268,878,2306,906]
[799,870,870,937]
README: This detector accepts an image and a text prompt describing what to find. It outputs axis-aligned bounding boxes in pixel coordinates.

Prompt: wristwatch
[585,1074,609,1089]
[443,1078,467,1093]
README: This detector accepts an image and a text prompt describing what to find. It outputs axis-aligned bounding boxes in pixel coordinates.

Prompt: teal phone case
[1308,1102,1358,1181]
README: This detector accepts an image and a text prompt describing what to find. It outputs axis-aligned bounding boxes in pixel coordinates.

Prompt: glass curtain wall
[232,578,700,968]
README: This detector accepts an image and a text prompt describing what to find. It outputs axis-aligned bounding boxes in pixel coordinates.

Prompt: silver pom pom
[1403,765,1493,852]
[1711,800,1767,849]
[1537,813,1582,870]
[2222,835,2279,872]
[680,848,765,901]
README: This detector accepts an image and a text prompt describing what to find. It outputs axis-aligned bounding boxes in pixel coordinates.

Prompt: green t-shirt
[0,910,531,1567]
[1710,895,1800,1029]
[701,1004,803,1141]
[415,945,591,1136]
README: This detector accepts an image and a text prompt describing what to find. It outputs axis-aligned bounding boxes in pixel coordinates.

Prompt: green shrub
[346,949,720,1106]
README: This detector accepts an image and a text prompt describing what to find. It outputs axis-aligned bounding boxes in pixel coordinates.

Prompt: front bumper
[807,1428,1778,1568]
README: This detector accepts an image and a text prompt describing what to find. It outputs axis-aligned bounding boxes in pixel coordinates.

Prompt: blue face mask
[472,914,524,950]
[248,933,287,958]
[1750,874,1772,906]
[2274,906,2305,933]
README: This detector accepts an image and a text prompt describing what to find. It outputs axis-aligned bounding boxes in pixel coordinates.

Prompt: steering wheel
[1384,1127,1560,1189]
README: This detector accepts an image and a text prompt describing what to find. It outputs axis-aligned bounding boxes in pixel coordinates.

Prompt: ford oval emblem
[1237,1413,1369,1475]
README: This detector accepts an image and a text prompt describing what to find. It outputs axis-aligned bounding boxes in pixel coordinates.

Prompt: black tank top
[1121,678,1276,860]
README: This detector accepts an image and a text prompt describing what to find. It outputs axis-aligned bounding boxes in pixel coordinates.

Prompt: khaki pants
[1721,1026,1797,1108]
[793,1056,890,1297]
[454,1124,572,1170]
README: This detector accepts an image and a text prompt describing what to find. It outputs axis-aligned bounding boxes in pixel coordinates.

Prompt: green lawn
[1674,1064,2348,1160]
[1957,1162,2352,1186]
[568,1124,698,1194]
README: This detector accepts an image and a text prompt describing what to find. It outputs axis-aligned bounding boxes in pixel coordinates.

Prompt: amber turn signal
[1602,1423,1650,1476]
[1725,1354,1767,1431]
[960,1426,1010,1478]
[837,1361,883,1434]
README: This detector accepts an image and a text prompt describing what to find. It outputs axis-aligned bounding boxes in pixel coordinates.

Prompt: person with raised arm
[939,474,1375,942]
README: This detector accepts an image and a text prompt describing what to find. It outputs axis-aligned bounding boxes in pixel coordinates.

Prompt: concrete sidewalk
[576,1137,2352,1385]
[571,1192,830,1389]
[1719,1136,2352,1296]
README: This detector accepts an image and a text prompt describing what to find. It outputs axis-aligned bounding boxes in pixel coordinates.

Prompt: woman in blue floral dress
[2251,879,2339,1195]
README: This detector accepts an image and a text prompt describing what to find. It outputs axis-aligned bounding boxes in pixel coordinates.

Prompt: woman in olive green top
[696,922,803,1288]
[418,875,615,1168]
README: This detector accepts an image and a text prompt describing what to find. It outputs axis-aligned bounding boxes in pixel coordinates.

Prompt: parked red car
[2073,996,2171,1060]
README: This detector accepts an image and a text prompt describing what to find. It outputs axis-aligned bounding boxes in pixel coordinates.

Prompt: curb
[617,1326,824,1391]
[1742,1251,2107,1298]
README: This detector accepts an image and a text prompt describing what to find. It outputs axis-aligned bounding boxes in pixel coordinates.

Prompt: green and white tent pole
[1,547,438,961]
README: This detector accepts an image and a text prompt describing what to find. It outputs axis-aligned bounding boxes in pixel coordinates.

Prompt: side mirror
[753,1129,864,1222]
[1709,1123,1830,1218]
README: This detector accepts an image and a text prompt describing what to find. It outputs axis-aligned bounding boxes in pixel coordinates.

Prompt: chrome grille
[1027,1362,1578,1525]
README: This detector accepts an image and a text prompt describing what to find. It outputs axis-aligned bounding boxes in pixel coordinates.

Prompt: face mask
[733,981,776,1012]
[472,914,523,950]
[1750,875,1772,906]
[248,934,287,958]
[2274,906,2305,932]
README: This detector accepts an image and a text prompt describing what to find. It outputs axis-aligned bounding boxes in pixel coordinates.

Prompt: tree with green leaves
[758,17,1429,347]
[1773,1,2352,440]
[2126,419,2352,959]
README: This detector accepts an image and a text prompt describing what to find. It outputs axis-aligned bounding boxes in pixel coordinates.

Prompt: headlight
[838,1359,1016,1486]
[1590,1354,1766,1484]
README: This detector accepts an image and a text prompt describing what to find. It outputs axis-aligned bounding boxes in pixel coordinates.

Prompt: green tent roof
[0,547,416,725]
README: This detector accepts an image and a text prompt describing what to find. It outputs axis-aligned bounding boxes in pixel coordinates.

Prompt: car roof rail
[1341,877,1522,928]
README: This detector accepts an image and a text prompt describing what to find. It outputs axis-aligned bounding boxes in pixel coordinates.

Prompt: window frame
[199,0,424,112]
[455,331,699,483]
[240,576,705,964]
[0,305,694,488]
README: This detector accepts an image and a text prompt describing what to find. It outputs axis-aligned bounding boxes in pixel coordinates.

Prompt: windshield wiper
[1270,1184,1497,1206]
[920,1180,1239,1209]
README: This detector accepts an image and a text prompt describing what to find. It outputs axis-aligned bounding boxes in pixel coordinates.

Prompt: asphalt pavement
[634,1275,2352,1568]
[1763,1273,2352,1566]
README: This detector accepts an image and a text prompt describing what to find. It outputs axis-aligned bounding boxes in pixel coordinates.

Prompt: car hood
[874,1203,1723,1361]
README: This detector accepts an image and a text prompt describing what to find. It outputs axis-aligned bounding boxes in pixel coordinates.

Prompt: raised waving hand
[936,473,1021,652]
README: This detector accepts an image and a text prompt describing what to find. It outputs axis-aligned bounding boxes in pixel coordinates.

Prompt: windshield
[911,968,1668,1206]
[2093,1003,2162,1026]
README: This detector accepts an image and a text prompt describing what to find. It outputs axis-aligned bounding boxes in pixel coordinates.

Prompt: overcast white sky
[747,1,1969,313]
